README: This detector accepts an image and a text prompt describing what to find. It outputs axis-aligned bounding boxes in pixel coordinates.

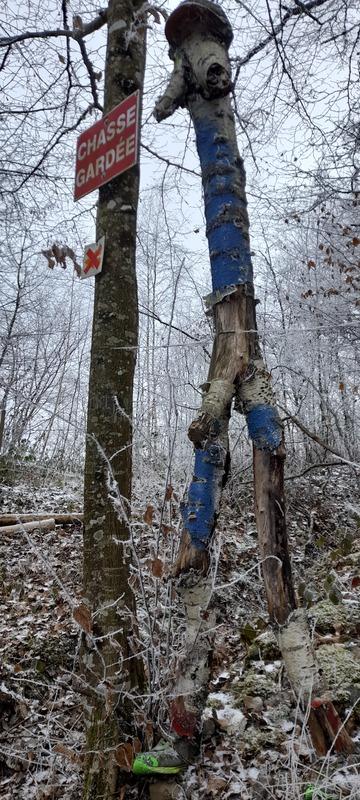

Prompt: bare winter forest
[0,1,360,799]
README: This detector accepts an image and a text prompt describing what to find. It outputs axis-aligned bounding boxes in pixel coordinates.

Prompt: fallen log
[0,512,83,526]
[0,518,56,534]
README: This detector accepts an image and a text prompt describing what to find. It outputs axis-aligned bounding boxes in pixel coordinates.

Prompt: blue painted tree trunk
[180,96,282,555]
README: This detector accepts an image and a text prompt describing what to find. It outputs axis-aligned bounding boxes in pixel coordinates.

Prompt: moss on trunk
[82,1,146,797]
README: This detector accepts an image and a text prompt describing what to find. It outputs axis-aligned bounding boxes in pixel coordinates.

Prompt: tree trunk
[82,2,146,797]
[0,395,6,454]
[154,0,354,758]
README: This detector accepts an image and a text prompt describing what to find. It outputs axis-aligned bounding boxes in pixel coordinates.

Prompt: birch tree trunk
[82,2,146,797]
[154,0,354,759]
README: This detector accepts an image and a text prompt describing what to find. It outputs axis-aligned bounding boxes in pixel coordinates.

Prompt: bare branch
[76,37,103,111]
[0,44,12,71]
[139,303,203,344]
[233,0,331,80]
[293,0,322,25]
[141,143,200,177]
[281,407,360,469]
[15,105,96,192]
[0,9,108,48]
[284,461,349,481]
[323,21,360,44]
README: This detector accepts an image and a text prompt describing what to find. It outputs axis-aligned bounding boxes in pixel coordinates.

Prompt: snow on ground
[0,484,83,799]
[0,471,359,798]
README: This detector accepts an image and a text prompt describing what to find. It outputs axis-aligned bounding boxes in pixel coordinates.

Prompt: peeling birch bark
[277,608,324,698]
[277,609,353,753]
[170,574,215,755]
[155,0,354,758]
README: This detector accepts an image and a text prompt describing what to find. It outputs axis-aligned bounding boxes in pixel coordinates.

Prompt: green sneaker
[132,749,184,776]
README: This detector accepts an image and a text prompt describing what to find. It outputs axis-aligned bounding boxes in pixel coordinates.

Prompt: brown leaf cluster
[41,243,81,276]
[146,557,164,578]
[143,504,154,525]
[73,602,92,633]
[114,738,141,771]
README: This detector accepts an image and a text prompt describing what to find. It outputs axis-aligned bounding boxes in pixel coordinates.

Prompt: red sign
[74,91,139,201]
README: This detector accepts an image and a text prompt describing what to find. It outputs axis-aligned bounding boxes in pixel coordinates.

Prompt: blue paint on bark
[246,404,282,451]
[182,445,223,549]
[205,193,246,216]
[192,114,253,293]
[181,102,280,550]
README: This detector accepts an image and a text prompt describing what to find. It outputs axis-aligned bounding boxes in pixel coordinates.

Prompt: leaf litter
[1,470,360,798]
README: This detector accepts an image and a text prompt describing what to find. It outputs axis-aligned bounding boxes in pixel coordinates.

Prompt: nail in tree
[155,0,353,758]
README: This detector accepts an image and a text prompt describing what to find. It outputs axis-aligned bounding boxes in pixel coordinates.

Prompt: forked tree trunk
[82,2,146,798]
[155,0,354,759]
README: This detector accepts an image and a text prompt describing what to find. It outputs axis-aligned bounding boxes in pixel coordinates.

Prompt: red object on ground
[170,698,199,739]
[311,698,324,709]
[74,91,139,201]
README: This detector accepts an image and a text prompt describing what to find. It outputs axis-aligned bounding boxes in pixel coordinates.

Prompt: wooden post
[154,0,353,758]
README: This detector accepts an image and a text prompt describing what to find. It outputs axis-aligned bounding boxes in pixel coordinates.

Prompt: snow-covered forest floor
[1,468,360,799]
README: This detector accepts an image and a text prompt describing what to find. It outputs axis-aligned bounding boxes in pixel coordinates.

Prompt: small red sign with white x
[81,236,105,279]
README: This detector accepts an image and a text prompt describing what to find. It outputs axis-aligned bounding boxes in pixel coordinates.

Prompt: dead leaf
[161,523,173,536]
[144,505,154,525]
[133,737,141,754]
[339,382,345,392]
[41,249,55,269]
[207,775,228,794]
[73,602,92,633]
[129,573,139,592]
[145,720,154,747]
[52,244,67,267]
[114,742,134,771]
[351,576,360,588]
[41,243,81,275]
[147,558,164,578]
[53,742,82,764]
[307,259,316,269]
[165,484,173,501]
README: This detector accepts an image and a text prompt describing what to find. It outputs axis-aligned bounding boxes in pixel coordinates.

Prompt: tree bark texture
[155,0,354,758]
[82,2,146,797]
[0,398,6,454]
